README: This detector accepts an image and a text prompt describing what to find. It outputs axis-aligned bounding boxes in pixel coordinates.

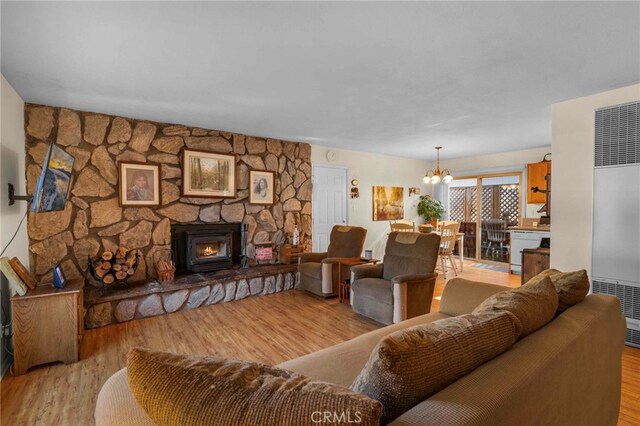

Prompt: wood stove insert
[172,223,242,274]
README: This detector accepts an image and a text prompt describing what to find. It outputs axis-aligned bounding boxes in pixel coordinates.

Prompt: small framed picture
[255,243,274,264]
[249,170,275,205]
[182,149,237,198]
[118,162,161,206]
[52,264,66,289]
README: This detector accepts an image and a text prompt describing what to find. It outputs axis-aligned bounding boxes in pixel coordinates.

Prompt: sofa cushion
[278,312,451,387]
[473,276,558,337]
[525,269,590,315]
[352,278,393,305]
[351,311,521,424]
[127,348,382,426]
[298,262,322,279]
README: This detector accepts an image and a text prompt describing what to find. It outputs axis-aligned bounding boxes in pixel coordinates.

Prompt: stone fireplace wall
[24,104,312,284]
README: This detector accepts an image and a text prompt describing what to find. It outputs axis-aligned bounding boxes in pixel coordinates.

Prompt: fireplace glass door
[195,240,228,261]
[187,232,233,271]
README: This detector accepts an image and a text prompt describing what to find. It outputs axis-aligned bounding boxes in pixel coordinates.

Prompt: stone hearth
[84,264,299,328]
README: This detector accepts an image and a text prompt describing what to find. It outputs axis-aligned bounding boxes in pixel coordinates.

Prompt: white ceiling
[2,2,639,161]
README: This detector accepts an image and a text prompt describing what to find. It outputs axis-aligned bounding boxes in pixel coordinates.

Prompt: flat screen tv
[31,144,75,212]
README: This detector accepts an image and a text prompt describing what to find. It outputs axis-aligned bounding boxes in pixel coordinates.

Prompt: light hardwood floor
[1,264,639,425]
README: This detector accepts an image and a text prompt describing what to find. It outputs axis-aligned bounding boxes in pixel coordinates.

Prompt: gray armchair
[350,232,441,325]
[298,225,367,298]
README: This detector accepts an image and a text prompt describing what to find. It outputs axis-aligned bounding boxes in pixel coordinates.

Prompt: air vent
[593,280,640,348]
[627,329,640,348]
[595,102,639,167]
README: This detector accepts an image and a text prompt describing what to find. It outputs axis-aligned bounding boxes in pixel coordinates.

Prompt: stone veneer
[24,104,312,284]
[84,265,299,328]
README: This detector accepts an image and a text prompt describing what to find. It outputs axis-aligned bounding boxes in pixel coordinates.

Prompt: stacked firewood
[90,246,139,285]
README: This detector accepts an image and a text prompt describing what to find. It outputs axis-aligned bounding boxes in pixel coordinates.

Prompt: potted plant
[416,195,445,232]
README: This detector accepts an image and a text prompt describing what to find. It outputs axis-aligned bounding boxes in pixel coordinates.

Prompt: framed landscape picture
[118,162,161,206]
[248,170,275,205]
[182,149,237,198]
[372,186,404,221]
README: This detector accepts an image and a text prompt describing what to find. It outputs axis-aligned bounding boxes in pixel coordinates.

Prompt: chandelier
[423,146,453,184]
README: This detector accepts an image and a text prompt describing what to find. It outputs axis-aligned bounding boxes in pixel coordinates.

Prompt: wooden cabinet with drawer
[280,244,304,264]
[11,279,84,375]
[521,247,550,285]
[527,161,551,204]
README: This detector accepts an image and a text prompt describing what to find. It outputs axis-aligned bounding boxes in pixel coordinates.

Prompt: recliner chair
[350,231,440,325]
[298,225,367,298]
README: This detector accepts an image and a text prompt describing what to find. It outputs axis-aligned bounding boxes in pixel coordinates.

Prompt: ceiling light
[423,147,453,184]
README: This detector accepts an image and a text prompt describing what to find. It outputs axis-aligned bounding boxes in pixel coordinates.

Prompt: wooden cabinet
[527,161,551,204]
[11,280,84,375]
[521,248,550,284]
[280,245,303,264]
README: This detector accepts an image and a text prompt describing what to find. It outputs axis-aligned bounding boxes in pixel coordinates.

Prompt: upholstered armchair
[350,232,441,325]
[298,225,367,298]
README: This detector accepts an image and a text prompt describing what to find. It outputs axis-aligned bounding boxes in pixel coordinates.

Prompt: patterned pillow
[473,275,558,337]
[127,348,382,426]
[525,269,590,314]
[351,311,521,424]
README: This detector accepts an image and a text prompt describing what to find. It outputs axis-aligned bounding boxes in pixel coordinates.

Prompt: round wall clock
[326,150,337,162]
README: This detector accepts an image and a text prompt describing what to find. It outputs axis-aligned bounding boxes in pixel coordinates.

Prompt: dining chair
[436,220,457,232]
[483,219,508,259]
[389,220,415,233]
[437,221,461,279]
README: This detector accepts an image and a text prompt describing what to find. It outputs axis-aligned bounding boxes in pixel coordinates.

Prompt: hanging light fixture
[423,146,453,184]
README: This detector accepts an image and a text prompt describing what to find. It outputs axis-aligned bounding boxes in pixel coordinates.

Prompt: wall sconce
[409,187,420,196]
[350,178,360,199]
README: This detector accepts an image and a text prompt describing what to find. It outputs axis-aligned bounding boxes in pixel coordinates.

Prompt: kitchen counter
[508,226,551,232]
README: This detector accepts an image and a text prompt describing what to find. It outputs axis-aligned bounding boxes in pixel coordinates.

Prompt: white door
[312,165,348,252]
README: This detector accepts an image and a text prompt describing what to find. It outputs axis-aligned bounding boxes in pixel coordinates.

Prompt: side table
[11,279,84,375]
[280,244,304,264]
[338,258,380,303]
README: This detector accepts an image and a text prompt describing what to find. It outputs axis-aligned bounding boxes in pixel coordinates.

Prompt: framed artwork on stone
[372,186,404,221]
[182,149,237,198]
[118,162,161,206]
[248,170,275,205]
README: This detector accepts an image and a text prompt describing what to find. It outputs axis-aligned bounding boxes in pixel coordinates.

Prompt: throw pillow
[525,269,590,314]
[351,311,521,424]
[127,348,382,426]
[473,275,558,337]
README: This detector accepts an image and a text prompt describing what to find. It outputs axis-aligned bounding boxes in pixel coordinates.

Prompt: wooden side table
[338,258,380,303]
[280,244,304,264]
[521,247,550,285]
[11,279,84,375]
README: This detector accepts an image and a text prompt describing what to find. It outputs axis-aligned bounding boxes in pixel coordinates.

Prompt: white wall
[311,146,430,259]
[0,75,27,376]
[551,83,640,273]
[429,146,552,218]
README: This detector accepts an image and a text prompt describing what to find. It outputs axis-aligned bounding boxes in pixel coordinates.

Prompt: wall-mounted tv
[31,144,75,212]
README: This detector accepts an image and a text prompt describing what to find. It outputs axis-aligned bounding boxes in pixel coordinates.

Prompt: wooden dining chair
[389,220,415,233]
[483,219,508,258]
[438,221,461,279]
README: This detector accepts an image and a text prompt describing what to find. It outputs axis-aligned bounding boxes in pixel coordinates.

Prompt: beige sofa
[95,279,626,425]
